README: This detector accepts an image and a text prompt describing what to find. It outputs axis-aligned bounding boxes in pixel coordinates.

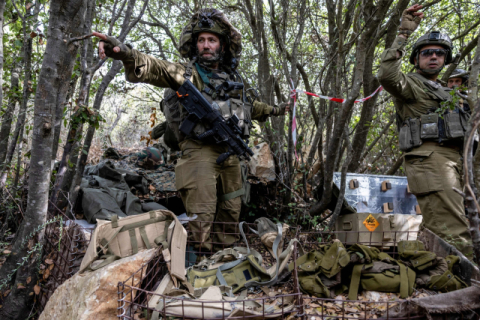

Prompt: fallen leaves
[34,285,41,295]
[43,268,50,280]
[303,293,399,319]
[45,259,54,265]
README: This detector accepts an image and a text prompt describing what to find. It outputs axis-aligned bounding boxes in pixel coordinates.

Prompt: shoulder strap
[183,58,197,80]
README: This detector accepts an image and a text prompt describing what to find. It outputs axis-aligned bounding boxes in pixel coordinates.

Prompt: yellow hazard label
[363,214,379,232]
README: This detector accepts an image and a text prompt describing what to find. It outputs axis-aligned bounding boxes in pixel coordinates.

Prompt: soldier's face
[197,32,222,64]
[448,77,463,88]
[415,45,446,72]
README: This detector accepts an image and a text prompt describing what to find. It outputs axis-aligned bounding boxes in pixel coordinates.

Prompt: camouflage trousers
[404,141,473,260]
[175,139,243,253]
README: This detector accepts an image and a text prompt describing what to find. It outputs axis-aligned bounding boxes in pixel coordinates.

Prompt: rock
[248,142,275,181]
[39,249,156,320]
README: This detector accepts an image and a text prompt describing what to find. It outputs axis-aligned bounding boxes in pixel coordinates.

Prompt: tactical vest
[162,60,253,145]
[398,73,470,152]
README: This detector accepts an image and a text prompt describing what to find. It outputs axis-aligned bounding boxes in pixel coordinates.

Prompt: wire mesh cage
[294,229,426,319]
[117,221,303,319]
[36,219,94,313]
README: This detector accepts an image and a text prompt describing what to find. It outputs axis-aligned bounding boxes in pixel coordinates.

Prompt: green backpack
[289,243,416,300]
[347,244,416,300]
[288,241,350,298]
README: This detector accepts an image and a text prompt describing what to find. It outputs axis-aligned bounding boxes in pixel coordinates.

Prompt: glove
[273,102,289,115]
[398,9,422,36]
[150,121,167,139]
[100,35,133,60]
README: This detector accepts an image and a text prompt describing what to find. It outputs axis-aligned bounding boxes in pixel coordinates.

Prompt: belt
[421,141,462,152]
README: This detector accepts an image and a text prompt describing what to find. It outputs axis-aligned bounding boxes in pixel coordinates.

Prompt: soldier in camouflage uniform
[377,4,473,259]
[132,147,164,170]
[93,9,289,252]
[447,69,469,89]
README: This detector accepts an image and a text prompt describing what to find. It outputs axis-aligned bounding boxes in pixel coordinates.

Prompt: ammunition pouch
[399,118,422,151]
[429,270,468,293]
[399,110,468,151]
[421,113,439,139]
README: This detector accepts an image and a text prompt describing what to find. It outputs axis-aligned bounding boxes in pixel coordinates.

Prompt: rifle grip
[216,151,232,164]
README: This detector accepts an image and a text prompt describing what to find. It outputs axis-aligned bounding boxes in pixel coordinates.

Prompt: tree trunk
[51,70,80,163]
[0,1,87,318]
[106,107,125,139]
[0,0,5,117]
[0,63,21,173]
[0,2,42,188]
[470,32,480,192]
[0,21,35,189]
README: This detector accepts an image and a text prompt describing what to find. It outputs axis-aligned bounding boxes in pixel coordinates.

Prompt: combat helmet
[179,8,242,69]
[409,31,453,74]
[449,68,469,84]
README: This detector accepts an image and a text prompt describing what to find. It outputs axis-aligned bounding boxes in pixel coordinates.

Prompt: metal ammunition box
[335,213,422,248]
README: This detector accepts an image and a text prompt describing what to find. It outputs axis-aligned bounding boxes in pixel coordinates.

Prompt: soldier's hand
[92,32,132,60]
[399,4,424,36]
[274,101,290,116]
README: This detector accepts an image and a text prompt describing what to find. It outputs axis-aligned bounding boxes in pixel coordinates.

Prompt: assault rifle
[176,79,254,164]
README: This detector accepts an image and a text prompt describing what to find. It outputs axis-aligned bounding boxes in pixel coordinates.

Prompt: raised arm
[93,32,186,90]
[377,5,424,101]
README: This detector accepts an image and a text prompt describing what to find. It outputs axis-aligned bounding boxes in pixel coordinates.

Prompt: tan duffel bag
[79,209,186,280]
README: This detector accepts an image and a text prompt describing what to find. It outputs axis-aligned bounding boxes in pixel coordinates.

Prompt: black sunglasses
[420,48,447,58]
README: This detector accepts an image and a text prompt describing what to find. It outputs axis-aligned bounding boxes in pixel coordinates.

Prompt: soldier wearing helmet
[377,4,473,259]
[93,9,289,253]
[448,69,470,89]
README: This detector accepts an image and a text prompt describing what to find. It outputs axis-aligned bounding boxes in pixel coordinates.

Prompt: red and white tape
[289,83,383,158]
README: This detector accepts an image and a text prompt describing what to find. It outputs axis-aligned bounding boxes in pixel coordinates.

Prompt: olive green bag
[398,240,468,293]
[290,243,416,300]
[348,260,416,300]
[347,244,416,300]
[186,247,271,295]
[288,242,350,298]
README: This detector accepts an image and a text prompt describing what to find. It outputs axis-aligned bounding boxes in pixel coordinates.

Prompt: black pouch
[444,112,464,139]
[409,118,422,147]
[421,113,439,139]
[399,124,413,152]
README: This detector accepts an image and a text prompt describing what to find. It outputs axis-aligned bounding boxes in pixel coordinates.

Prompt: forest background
[0,0,479,318]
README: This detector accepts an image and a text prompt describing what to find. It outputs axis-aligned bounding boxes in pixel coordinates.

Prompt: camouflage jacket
[377,36,453,122]
[121,49,275,122]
